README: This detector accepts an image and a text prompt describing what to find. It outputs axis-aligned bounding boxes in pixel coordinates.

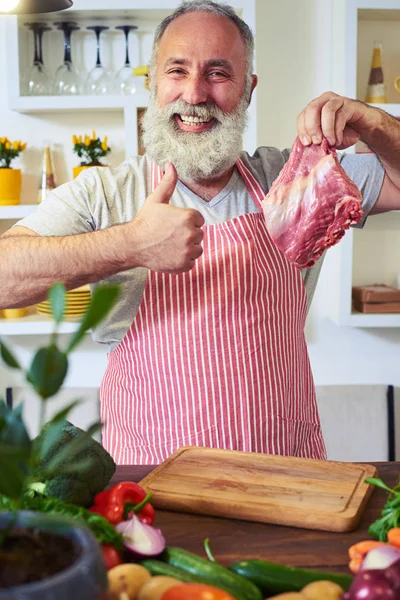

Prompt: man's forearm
[0,224,134,308]
[364,107,400,189]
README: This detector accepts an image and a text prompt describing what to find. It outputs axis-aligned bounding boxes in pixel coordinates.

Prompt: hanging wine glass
[53,21,81,95]
[24,22,52,96]
[114,25,137,95]
[85,25,111,95]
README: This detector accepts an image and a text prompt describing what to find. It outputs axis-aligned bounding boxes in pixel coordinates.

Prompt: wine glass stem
[64,29,72,64]
[37,29,46,65]
[33,29,41,64]
[124,30,130,66]
[95,31,101,67]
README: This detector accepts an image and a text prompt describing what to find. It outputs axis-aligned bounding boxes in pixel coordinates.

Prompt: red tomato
[161,583,236,600]
[101,544,122,571]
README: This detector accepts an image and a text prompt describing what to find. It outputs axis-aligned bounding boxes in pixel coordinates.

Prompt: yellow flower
[5,142,11,150]
[21,142,27,151]
[101,142,108,152]
[72,134,78,145]
[91,130,97,141]
[84,135,91,147]
[13,141,20,150]
[77,136,82,144]
[103,136,108,146]
[0,137,4,144]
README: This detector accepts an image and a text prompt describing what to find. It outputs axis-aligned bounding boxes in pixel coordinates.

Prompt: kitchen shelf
[0,314,87,336]
[328,0,400,328]
[0,205,37,219]
[348,313,400,327]
[11,93,149,114]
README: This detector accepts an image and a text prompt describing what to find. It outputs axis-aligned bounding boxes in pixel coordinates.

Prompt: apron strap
[235,158,266,210]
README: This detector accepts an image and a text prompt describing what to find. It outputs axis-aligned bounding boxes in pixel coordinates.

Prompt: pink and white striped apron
[100,160,326,464]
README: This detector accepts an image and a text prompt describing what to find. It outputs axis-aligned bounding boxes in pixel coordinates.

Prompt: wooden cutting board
[139,446,378,532]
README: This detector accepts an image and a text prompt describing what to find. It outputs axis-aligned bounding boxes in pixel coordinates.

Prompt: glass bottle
[365,41,387,104]
[38,146,56,203]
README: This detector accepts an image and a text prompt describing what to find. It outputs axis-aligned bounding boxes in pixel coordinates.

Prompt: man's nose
[181,75,208,105]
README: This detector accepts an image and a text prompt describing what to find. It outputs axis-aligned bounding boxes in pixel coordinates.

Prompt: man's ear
[248,74,258,104]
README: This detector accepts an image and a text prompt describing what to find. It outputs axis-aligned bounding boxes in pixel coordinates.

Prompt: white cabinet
[328,0,400,327]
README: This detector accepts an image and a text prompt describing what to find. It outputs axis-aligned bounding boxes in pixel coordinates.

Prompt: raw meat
[262,136,363,268]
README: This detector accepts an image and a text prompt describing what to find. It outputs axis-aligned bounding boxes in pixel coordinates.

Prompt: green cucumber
[139,559,214,584]
[140,559,254,600]
[230,559,353,596]
[162,547,263,600]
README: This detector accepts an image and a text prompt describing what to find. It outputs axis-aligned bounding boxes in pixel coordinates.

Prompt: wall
[255,0,400,387]
[1,0,400,409]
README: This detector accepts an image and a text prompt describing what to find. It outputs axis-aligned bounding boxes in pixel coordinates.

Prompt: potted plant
[0,282,121,599]
[72,131,110,179]
[0,137,27,205]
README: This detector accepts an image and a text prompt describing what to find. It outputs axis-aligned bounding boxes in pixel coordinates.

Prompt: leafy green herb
[0,493,123,550]
[365,476,400,541]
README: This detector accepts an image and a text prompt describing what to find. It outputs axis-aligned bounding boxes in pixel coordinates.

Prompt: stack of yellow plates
[36,285,91,320]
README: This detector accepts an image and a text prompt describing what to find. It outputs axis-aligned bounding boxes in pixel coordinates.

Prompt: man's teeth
[180,115,211,125]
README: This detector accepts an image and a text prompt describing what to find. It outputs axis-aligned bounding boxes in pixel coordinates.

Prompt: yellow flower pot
[73,164,107,179]
[0,168,21,205]
[1,307,28,319]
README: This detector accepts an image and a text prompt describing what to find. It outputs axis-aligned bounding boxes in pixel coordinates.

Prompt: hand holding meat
[297,91,384,150]
[131,163,205,274]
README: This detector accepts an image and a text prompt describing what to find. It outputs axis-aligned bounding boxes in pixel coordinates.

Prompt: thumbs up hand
[130,163,205,273]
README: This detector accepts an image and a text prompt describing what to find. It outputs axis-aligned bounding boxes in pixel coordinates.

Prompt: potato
[265,594,304,599]
[137,576,181,600]
[107,564,152,600]
[302,580,344,600]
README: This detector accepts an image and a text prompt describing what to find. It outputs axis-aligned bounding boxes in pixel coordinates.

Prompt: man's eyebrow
[164,58,233,70]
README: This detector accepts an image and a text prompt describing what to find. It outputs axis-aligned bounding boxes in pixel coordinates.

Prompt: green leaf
[48,282,66,324]
[0,341,21,369]
[42,421,102,477]
[36,420,67,462]
[49,399,82,424]
[0,444,31,499]
[365,477,396,494]
[0,404,31,451]
[65,285,120,354]
[26,345,68,400]
[0,398,7,420]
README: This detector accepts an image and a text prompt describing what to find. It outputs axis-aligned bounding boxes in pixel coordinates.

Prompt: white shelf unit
[328,0,400,327]
[0,205,37,219]
[6,0,257,157]
[0,314,83,336]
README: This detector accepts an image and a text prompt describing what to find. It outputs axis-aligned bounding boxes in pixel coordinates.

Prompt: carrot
[387,528,400,549]
[348,540,387,560]
[349,557,363,574]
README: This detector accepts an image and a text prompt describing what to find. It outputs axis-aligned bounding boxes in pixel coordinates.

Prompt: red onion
[343,568,397,599]
[116,513,166,558]
[362,546,400,572]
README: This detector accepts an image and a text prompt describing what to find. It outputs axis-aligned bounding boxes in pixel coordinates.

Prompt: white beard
[141,89,249,183]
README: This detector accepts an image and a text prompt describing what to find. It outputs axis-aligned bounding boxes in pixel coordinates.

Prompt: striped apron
[100,160,326,464]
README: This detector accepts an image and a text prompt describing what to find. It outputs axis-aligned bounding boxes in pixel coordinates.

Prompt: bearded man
[2,0,400,464]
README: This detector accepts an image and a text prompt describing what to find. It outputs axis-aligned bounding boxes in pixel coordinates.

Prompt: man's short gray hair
[149,0,254,80]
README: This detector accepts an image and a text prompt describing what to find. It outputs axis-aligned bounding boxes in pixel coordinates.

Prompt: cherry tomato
[161,583,236,600]
[101,544,122,571]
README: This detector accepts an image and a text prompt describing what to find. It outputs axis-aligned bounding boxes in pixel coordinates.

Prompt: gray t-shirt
[16,148,384,350]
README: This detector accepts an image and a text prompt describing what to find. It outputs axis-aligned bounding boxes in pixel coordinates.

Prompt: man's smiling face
[155,11,248,130]
[141,11,257,183]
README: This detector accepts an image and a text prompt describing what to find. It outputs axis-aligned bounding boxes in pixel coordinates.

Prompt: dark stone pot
[0,511,108,600]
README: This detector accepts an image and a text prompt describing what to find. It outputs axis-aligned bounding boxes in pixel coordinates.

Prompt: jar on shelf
[365,41,387,104]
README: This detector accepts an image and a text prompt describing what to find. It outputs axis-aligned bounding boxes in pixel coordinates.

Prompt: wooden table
[110,462,399,574]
